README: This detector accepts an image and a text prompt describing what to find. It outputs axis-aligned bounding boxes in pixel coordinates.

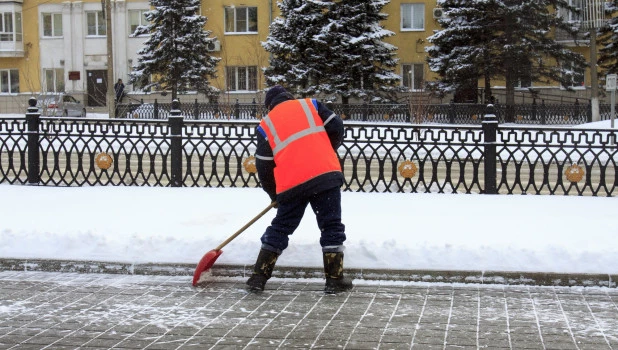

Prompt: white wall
[35,0,150,96]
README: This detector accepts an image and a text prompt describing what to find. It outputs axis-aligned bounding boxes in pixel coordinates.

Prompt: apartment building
[0,0,595,112]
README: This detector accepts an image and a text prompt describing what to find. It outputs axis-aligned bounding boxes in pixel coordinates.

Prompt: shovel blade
[192,249,223,286]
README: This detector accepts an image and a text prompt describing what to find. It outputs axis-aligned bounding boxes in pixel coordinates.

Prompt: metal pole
[105,0,115,118]
[590,28,600,122]
[482,104,498,194]
[606,74,616,145]
[26,97,41,185]
[610,89,616,129]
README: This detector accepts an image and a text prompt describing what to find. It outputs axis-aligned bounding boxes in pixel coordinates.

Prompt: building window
[0,69,19,93]
[43,68,65,93]
[402,63,424,90]
[225,7,257,33]
[1,11,22,42]
[86,11,106,36]
[129,10,148,35]
[226,66,257,91]
[401,4,424,31]
[42,13,63,37]
[517,75,532,89]
[563,61,585,88]
[568,0,582,22]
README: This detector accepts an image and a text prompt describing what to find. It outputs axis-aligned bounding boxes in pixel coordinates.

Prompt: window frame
[0,69,19,94]
[400,3,425,31]
[224,7,258,34]
[86,11,106,36]
[568,0,582,22]
[562,61,585,89]
[42,12,63,38]
[516,61,533,89]
[128,9,149,36]
[402,63,425,91]
[0,11,21,42]
[43,68,65,93]
[226,66,258,92]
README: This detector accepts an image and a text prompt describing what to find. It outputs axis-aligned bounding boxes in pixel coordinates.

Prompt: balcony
[0,40,24,57]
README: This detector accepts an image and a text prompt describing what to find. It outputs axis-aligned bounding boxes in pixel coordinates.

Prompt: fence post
[154,99,159,119]
[587,100,592,123]
[362,101,368,121]
[168,99,183,187]
[405,100,411,123]
[574,98,580,121]
[531,98,537,121]
[482,104,498,194]
[194,98,199,120]
[25,97,41,185]
[540,100,546,125]
[252,98,257,119]
[234,99,240,119]
[449,100,455,124]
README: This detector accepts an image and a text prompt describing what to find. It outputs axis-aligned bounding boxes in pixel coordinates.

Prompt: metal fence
[118,99,606,125]
[2,98,617,196]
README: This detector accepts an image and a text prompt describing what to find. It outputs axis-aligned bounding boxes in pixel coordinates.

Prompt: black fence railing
[2,98,617,196]
[117,99,607,125]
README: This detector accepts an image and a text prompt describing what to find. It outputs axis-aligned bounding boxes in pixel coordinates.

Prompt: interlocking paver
[1,271,618,349]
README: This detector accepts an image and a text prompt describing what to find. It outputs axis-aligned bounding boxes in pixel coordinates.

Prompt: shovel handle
[214,201,277,251]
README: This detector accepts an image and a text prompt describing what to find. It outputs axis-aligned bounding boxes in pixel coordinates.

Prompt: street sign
[607,74,617,91]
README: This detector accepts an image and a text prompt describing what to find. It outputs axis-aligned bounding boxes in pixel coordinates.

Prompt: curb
[0,258,615,288]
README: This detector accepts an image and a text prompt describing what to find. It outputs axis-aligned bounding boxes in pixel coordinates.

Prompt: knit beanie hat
[264,85,288,109]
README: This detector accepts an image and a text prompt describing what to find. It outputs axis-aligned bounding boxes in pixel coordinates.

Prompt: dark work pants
[260,186,346,254]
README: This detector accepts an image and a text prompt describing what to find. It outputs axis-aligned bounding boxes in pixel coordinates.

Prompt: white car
[127,103,170,119]
[36,93,87,117]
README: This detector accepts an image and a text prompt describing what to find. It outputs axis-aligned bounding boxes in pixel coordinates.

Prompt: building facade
[0,0,597,113]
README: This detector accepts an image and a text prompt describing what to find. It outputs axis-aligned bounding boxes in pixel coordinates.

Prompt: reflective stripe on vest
[259,98,341,194]
[261,99,325,156]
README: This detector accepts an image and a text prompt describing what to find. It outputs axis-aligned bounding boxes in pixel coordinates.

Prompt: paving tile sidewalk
[0,271,617,350]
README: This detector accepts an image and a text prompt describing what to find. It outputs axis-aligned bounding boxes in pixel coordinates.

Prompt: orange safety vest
[259,98,341,194]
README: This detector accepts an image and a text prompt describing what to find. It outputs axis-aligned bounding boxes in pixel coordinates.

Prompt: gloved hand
[269,194,278,208]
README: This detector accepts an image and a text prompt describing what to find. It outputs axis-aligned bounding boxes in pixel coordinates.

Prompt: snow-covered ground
[0,185,616,275]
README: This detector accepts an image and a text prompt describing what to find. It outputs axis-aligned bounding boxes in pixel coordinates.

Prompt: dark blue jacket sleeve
[255,127,277,201]
[315,100,344,149]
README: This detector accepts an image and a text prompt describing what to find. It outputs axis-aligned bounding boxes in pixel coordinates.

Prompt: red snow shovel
[192,201,277,286]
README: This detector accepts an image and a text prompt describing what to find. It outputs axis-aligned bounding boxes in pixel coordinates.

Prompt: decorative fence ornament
[398,160,418,179]
[243,156,257,174]
[565,164,585,183]
[95,152,113,170]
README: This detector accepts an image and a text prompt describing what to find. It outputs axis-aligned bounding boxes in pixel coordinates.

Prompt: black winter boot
[323,252,353,294]
[246,248,279,292]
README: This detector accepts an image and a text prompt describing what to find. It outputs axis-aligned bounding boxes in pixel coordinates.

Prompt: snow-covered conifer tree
[129,0,220,100]
[262,0,330,96]
[263,0,401,102]
[322,0,402,103]
[428,0,586,112]
[597,1,618,75]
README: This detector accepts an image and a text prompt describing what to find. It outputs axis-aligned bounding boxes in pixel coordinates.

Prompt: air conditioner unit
[207,40,221,52]
[433,7,446,19]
